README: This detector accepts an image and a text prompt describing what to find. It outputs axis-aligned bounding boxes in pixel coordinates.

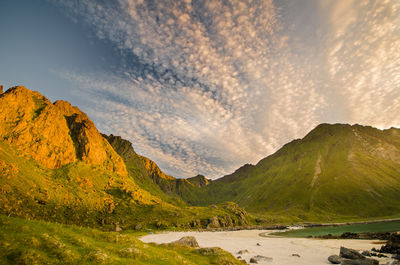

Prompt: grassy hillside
[0,215,242,265]
[0,86,250,229]
[180,124,400,223]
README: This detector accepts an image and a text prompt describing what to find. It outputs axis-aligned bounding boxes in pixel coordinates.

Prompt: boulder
[340,247,365,259]
[341,258,379,265]
[237,249,249,255]
[207,216,220,228]
[194,247,221,256]
[249,257,258,263]
[361,251,371,257]
[251,255,273,262]
[328,254,341,264]
[380,233,400,254]
[172,236,199,247]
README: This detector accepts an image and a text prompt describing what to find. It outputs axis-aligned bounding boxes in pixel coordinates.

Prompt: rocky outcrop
[172,236,199,247]
[340,247,365,260]
[328,254,341,264]
[138,155,175,181]
[380,233,400,254]
[0,86,127,176]
[328,247,379,265]
[187,175,211,187]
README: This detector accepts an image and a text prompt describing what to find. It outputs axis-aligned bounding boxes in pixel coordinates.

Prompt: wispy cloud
[52,0,399,178]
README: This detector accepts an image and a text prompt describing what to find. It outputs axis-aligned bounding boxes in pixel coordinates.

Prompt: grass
[175,124,400,223]
[271,220,400,237]
[0,214,242,265]
[0,139,251,230]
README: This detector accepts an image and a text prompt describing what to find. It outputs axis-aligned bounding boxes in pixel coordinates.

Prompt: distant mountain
[187,175,212,188]
[182,124,400,222]
[0,86,249,229]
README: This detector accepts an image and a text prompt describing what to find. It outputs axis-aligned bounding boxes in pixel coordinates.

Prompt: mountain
[0,86,249,229]
[181,124,400,223]
[187,175,212,188]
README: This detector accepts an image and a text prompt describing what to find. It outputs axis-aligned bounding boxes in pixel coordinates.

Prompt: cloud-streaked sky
[1,0,399,178]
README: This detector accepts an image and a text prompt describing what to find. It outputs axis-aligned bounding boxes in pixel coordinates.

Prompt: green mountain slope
[182,124,400,222]
[0,86,250,230]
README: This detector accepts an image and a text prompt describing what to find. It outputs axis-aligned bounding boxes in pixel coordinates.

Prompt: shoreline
[140,229,395,265]
[151,217,400,234]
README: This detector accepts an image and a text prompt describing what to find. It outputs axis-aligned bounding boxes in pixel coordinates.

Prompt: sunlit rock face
[0,86,127,176]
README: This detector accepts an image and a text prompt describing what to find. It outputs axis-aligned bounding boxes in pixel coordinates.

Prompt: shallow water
[273,220,400,237]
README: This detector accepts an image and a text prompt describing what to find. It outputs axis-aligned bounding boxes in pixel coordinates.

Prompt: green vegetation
[176,124,400,223]
[0,139,249,230]
[271,220,400,237]
[0,215,242,265]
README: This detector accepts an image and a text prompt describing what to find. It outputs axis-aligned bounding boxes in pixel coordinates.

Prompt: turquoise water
[272,221,400,237]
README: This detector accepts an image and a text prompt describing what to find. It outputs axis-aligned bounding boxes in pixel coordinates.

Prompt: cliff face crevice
[0,86,127,176]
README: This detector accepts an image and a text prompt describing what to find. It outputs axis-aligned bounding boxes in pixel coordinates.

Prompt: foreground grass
[0,215,241,265]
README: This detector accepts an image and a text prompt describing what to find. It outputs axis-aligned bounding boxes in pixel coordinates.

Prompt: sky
[0,0,399,179]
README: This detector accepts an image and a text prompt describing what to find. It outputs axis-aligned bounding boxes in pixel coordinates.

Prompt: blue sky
[1,0,399,178]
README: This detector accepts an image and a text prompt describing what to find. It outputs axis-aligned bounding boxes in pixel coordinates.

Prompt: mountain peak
[187,174,211,187]
[0,86,127,176]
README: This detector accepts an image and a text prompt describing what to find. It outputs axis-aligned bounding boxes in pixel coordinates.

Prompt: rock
[256,243,261,246]
[341,258,379,265]
[0,86,128,176]
[361,251,371,257]
[172,236,199,247]
[207,216,220,228]
[328,254,341,264]
[114,223,122,232]
[393,254,400,260]
[252,255,272,262]
[292,253,300,257]
[391,261,400,265]
[380,233,400,254]
[249,257,258,263]
[340,247,365,260]
[237,250,249,255]
[194,247,221,256]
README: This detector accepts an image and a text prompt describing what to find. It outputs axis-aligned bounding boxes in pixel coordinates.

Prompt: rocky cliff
[0,86,127,176]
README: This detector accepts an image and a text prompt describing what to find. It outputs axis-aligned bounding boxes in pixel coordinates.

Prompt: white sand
[140,230,393,265]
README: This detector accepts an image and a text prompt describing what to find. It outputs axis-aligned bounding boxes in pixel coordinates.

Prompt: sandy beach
[141,230,393,264]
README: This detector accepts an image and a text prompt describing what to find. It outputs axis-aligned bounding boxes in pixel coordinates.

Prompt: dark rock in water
[341,258,379,265]
[376,253,387,258]
[340,247,365,259]
[371,248,378,252]
[172,236,199,247]
[393,254,400,260]
[341,232,360,239]
[256,243,261,246]
[328,254,341,264]
[237,249,249,255]
[292,253,300,257]
[391,261,400,265]
[380,233,400,254]
[249,257,258,263]
[361,250,371,257]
